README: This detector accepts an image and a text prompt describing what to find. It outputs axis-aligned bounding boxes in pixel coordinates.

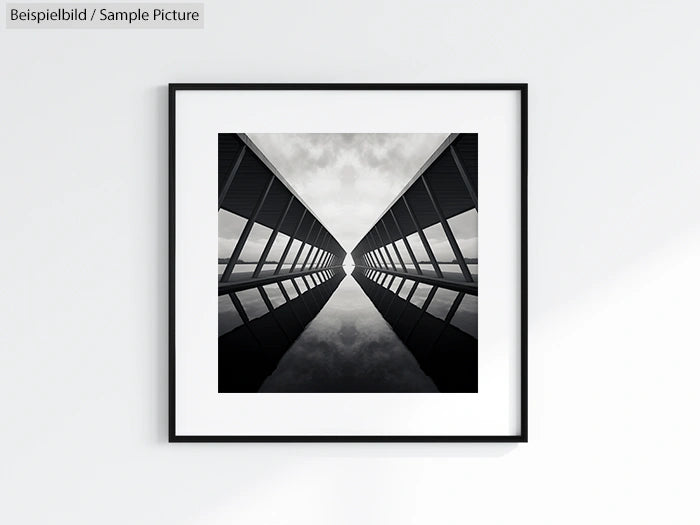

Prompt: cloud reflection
[259,276,438,392]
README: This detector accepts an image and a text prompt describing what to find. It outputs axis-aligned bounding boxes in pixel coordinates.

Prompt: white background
[176,90,520,437]
[1,0,699,523]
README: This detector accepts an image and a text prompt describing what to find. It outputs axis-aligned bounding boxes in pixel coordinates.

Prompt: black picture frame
[169,83,528,442]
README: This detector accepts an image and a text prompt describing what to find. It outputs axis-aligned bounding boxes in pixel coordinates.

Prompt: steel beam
[321,251,332,268]
[218,145,246,210]
[373,227,397,271]
[219,266,336,295]
[353,264,477,296]
[362,238,376,267]
[361,242,372,267]
[367,247,381,268]
[301,276,320,308]
[379,218,406,272]
[228,292,261,347]
[369,229,391,269]
[396,280,420,322]
[431,291,466,345]
[274,208,306,275]
[300,226,323,271]
[289,219,317,273]
[309,231,328,269]
[372,249,383,269]
[406,286,437,340]
[390,208,422,275]
[384,277,405,311]
[290,278,303,297]
[317,238,331,268]
[277,281,304,326]
[221,175,274,282]
[258,286,291,343]
[377,276,396,309]
[449,145,478,211]
[444,291,465,325]
[277,282,291,302]
[252,194,294,278]
[401,195,443,278]
[421,177,474,283]
[317,251,329,268]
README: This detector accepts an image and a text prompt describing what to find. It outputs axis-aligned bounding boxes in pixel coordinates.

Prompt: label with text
[6,3,204,28]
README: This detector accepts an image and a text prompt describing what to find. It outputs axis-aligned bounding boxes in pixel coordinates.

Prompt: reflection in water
[218,267,477,393]
[218,269,345,392]
[352,268,477,392]
[217,133,480,394]
[260,276,438,392]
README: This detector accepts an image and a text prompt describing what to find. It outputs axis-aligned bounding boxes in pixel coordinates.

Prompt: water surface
[260,275,438,392]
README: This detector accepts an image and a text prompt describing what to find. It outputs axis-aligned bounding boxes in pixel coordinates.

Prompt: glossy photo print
[217,133,478,393]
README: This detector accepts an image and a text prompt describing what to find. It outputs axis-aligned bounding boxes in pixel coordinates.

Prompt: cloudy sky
[248,133,449,253]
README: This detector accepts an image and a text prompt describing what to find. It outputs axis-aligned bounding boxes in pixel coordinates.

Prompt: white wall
[1,1,699,523]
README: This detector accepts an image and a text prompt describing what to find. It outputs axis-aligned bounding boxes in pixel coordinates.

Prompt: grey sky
[248,133,449,253]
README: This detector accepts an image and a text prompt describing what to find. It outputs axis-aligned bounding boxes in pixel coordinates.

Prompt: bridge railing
[218,133,346,296]
[350,133,478,295]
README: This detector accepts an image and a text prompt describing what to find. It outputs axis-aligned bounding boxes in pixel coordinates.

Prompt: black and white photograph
[218,133,479,393]
[171,85,525,440]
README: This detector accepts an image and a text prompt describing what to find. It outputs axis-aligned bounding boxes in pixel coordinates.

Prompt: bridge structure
[218,133,478,392]
[349,133,478,296]
[346,133,479,391]
[219,133,346,293]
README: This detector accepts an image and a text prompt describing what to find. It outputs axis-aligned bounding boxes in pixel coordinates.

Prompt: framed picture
[169,84,527,442]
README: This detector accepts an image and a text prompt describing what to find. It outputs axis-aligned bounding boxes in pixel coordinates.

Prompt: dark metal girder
[300,225,323,271]
[219,266,342,295]
[401,195,443,278]
[421,177,474,283]
[253,194,294,278]
[449,145,478,212]
[274,208,306,275]
[309,231,329,269]
[289,219,317,273]
[380,217,406,272]
[373,226,397,271]
[390,208,422,275]
[221,174,274,282]
[218,145,246,210]
[354,265,477,296]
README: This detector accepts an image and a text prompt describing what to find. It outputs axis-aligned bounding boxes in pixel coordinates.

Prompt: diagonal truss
[349,133,478,294]
[218,133,346,296]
